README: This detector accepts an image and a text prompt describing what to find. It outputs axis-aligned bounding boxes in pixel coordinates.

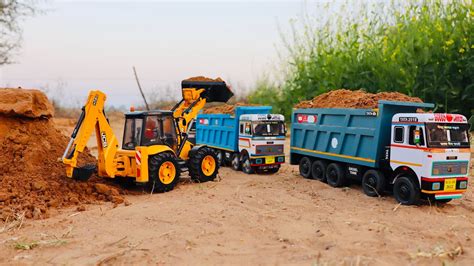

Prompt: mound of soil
[0,89,126,221]
[184,76,224,82]
[295,89,423,109]
[203,103,260,114]
[0,88,54,118]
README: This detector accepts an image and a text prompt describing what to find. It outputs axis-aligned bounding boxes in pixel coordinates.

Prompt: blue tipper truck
[196,106,286,174]
[290,100,471,205]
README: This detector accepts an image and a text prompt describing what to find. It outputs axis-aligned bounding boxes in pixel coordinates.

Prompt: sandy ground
[0,118,473,265]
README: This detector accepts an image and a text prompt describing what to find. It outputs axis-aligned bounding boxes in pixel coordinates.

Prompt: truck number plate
[444,179,456,191]
[266,157,275,164]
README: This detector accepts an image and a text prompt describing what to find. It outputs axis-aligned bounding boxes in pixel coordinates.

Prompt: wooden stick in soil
[133,66,150,111]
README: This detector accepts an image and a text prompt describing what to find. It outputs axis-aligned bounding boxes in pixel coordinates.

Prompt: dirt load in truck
[295,89,423,109]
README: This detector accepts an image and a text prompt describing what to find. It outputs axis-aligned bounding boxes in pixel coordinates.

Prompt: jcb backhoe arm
[62,90,119,180]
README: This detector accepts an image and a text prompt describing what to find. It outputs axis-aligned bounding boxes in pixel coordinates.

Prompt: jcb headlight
[459,181,468,189]
[432,182,441,190]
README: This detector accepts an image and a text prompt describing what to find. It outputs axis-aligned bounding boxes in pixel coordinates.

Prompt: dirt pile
[295,89,423,109]
[0,89,126,221]
[203,103,260,114]
[184,76,224,82]
[0,88,54,118]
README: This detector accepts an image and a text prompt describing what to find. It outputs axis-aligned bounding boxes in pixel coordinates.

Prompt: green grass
[249,0,474,119]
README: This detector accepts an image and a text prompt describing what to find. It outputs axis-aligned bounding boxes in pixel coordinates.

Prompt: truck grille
[432,162,468,176]
[256,145,284,155]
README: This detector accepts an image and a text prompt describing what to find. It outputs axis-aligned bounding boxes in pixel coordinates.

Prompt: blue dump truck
[290,100,471,205]
[196,106,286,174]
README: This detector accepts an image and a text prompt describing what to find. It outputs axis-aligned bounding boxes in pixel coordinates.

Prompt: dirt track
[1,152,474,264]
[0,113,472,265]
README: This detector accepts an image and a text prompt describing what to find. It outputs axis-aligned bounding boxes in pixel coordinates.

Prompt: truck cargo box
[196,106,272,152]
[290,100,434,168]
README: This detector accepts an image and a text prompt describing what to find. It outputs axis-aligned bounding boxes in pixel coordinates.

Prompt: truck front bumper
[421,177,468,199]
[250,155,285,167]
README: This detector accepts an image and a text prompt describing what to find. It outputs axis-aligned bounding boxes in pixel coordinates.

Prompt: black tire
[216,150,225,166]
[311,160,327,182]
[189,147,219,182]
[362,170,386,197]
[435,198,452,204]
[241,154,254,174]
[231,153,241,171]
[326,163,346,187]
[148,153,180,193]
[393,176,420,205]
[299,157,312,178]
[256,165,280,175]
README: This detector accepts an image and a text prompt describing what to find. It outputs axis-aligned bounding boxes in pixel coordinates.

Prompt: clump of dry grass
[411,244,463,260]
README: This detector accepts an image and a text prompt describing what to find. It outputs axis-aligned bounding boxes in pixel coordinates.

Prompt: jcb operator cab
[123,111,178,151]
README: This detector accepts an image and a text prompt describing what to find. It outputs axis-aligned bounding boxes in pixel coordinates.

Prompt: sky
[0,0,311,108]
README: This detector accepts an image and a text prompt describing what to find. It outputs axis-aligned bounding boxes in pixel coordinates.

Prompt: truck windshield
[426,123,470,148]
[252,121,285,137]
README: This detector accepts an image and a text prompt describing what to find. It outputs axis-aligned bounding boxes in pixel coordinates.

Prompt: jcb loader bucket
[181,80,233,103]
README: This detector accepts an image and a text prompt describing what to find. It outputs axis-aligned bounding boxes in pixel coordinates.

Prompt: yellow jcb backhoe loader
[62,79,233,192]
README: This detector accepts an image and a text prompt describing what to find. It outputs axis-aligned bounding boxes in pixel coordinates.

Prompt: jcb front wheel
[189,147,219,182]
[148,153,180,193]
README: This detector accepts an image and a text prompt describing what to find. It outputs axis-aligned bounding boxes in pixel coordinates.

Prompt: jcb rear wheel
[189,147,219,182]
[148,153,180,193]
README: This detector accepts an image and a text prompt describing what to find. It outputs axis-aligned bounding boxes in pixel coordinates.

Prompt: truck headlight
[432,182,441,190]
[459,181,468,189]
[256,158,262,164]
[278,157,284,162]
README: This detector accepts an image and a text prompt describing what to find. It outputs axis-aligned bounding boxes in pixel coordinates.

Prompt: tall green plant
[249,0,474,119]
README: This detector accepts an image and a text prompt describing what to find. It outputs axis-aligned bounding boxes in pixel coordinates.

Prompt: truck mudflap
[250,155,285,167]
[420,177,468,199]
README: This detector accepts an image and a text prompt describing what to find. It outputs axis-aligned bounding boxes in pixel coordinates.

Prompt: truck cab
[237,114,286,173]
[390,113,470,201]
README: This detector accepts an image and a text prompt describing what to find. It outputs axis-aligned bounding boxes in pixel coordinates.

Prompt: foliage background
[248,0,474,121]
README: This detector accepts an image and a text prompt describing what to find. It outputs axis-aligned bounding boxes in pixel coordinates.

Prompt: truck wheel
[393,176,420,205]
[326,163,346,187]
[299,157,312,178]
[148,153,180,193]
[189,147,218,182]
[436,199,452,204]
[241,154,254,174]
[362,170,386,197]
[311,160,327,182]
[231,153,241,171]
[216,150,225,166]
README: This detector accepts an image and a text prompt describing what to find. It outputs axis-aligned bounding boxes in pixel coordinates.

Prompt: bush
[249,0,474,119]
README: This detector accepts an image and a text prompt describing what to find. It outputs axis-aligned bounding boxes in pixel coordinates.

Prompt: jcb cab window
[123,118,143,150]
[408,126,425,146]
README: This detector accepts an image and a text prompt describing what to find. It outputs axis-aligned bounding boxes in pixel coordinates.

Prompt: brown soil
[295,89,423,109]
[184,76,224,82]
[0,88,54,118]
[203,103,260,114]
[0,89,126,221]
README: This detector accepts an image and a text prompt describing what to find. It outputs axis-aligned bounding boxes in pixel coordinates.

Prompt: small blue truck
[196,106,286,174]
[290,100,471,205]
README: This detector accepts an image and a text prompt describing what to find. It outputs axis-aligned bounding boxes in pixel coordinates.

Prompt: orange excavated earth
[0,88,126,221]
[203,103,260,114]
[184,76,224,82]
[295,89,423,109]
[0,88,54,118]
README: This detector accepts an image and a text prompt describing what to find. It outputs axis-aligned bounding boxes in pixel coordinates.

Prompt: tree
[0,0,36,65]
